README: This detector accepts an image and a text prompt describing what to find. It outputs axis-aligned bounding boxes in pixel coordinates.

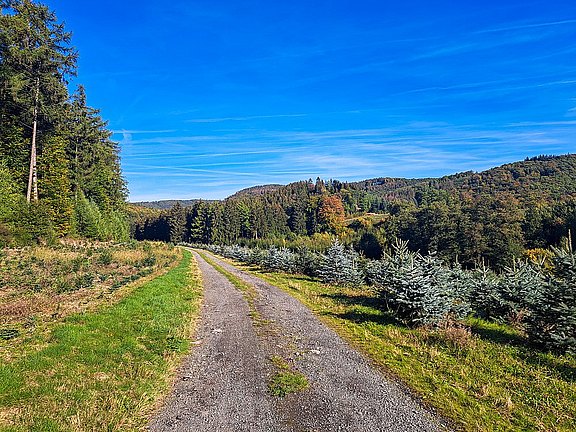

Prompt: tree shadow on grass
[288,274,319,282]
[468,321,576,382]
[323,309,399,327]
[468,321,527,348]
[320,293,380,309]
[320,293,399,326]
[519,350,576,383]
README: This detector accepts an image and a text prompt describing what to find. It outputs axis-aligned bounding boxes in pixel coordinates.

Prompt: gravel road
[149,250,449,432]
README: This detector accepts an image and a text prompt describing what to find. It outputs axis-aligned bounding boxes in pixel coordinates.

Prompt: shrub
[294,247,322,277]
[525,244,576,354]
[96,249,113,266]
[468,265,503,321]
[247,248,266,266]
[261,247,296,273]
[317,239,364,287]
[469,260,545,324]
[373,240,470,327]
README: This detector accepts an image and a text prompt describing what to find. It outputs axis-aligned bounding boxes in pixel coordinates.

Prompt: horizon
[130,152,574,203]
[44,0,576,201]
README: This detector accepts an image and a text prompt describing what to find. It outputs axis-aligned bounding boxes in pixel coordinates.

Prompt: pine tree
[374,240,470,326]
[294,247,322,276]
[65,85,126,211]
[468,264,503,321]
[37,133,72,235]
[0,0,77,200]
[262,247,296,273]
[0,164,23,244]
[317,239,364,287]
[168,202,186,243]
[73,192,102,239]
[525,242,576,353]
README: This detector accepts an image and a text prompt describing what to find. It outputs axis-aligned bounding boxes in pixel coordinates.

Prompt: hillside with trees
[349,154,576,203]
[132,154,576,269]
[0,0,127,245]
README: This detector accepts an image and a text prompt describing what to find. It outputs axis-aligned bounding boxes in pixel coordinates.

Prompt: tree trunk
[26,77,40,203]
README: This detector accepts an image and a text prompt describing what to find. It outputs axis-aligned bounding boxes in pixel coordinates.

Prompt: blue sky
[45,0,576,201]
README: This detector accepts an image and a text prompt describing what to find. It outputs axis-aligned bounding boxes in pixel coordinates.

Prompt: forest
[0,0,128,246]
[132,154,576,271]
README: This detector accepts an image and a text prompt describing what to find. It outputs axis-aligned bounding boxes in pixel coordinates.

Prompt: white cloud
[476,19,576,34]
[186,113,307,123]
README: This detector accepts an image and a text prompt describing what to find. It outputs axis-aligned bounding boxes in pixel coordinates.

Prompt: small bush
[294,247,322,277]
[74,273,94,290]
[425,323,477,354]
[261,247,296,273]
[373,240,470,327]
[469,260,545,325]
[96,249,113,265]
[141,255,157,267]
[317,239,364,287]
[525,245,576,354]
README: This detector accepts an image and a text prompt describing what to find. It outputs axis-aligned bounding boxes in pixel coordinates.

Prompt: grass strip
[267,355,309,397]
[0,249,202,431]
[228,261,576,432]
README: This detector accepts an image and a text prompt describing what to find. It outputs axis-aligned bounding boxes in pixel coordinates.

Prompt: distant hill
[227,184,283,198]
[346,154,576,202]
[133,154,576,210]
[132,199,214,210]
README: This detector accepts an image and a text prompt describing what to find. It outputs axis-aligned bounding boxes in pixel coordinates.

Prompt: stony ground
[149,250,449,432]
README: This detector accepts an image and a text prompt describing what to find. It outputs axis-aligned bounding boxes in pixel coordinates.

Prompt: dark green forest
[0,0,127,245]
[132,154,576,270]
[2,1,575,272]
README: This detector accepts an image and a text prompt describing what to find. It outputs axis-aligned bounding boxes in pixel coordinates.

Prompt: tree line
[131,156,576,270]
[0,0,128,245]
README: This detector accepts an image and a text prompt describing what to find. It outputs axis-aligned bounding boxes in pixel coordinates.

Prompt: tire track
[149,250,448,432]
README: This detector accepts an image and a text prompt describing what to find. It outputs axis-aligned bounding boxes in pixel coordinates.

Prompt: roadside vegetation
[268,355,309,397]
[0,241,177,345]
[208,250,575,432]
[0,246,201,431]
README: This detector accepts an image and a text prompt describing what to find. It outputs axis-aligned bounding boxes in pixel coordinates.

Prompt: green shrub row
[194,240,576,354]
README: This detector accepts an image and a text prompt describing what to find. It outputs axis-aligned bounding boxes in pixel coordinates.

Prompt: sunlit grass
[0,249,201,431]
[268,355,309,397]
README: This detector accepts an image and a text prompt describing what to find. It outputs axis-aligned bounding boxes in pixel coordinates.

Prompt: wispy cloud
[508,121,576,127]
[100,1,576,202]
[186,113,307,123]
[123,120,575,199]
[112,129,177,134]
[476,19,576,34]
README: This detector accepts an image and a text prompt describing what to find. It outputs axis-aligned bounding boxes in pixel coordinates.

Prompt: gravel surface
[149,251,449,432]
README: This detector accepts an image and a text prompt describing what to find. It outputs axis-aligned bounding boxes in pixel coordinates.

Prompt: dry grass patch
[0,249,202,431]
[0,241,177,327]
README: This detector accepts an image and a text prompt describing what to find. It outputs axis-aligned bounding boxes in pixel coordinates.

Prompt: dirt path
[149,251,448,432]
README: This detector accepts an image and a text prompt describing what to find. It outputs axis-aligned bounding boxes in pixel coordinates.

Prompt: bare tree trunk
[26,77,40,203]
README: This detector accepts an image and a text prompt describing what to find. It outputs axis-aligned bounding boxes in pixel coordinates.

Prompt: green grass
[267,355,309,397]
[0,249,202,431]
[229,262,576,432]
